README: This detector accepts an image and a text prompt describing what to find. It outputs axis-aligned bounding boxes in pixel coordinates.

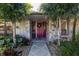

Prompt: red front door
[37,22,46,38]
[32,21,47,39]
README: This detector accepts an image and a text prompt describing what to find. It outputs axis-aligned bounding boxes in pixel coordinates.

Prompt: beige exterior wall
[16,20,30,39]
[76,18,79,34]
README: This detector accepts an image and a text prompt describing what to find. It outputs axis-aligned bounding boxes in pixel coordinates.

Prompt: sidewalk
[28,40,51,56]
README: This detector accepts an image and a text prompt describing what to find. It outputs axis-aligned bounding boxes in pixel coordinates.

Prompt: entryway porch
[29,14,48,40]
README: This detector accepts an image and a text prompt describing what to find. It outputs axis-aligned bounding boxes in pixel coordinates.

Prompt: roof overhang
[27,12,48,21]
[28,15,48,21]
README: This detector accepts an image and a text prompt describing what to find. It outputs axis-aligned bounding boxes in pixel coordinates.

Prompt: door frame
[30,20,48,39]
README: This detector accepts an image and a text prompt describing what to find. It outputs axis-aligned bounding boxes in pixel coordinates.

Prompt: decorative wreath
[37,24,41,28]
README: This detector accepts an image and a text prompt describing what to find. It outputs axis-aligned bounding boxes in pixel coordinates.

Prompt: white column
[36,21,37,38]
[58,18,61,46]
[59,18,61,36]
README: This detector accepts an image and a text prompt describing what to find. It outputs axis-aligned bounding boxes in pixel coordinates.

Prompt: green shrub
[16,35,23,46]
[0,36,5,40]
[60,41,79,56]
[16,35,30,46]
[5,38,14,48]
[60,32,79,56]
[0,34,14,48]
[75,32,79,41]
[0,46,7,53]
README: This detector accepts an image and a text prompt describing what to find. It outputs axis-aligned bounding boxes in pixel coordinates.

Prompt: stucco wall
[16,20,30,39]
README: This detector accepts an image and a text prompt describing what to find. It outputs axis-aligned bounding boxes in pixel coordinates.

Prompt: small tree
[0,3,32,45]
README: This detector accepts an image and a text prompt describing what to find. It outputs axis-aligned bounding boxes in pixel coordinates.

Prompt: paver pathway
[28,40,51,56]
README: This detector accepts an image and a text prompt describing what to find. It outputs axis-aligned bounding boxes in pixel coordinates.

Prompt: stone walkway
[28,40,51,56]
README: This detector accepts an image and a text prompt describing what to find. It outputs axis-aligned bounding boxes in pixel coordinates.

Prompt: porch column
[36,21,37,38]
[58,18,61,46]
[59,18,61,36]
